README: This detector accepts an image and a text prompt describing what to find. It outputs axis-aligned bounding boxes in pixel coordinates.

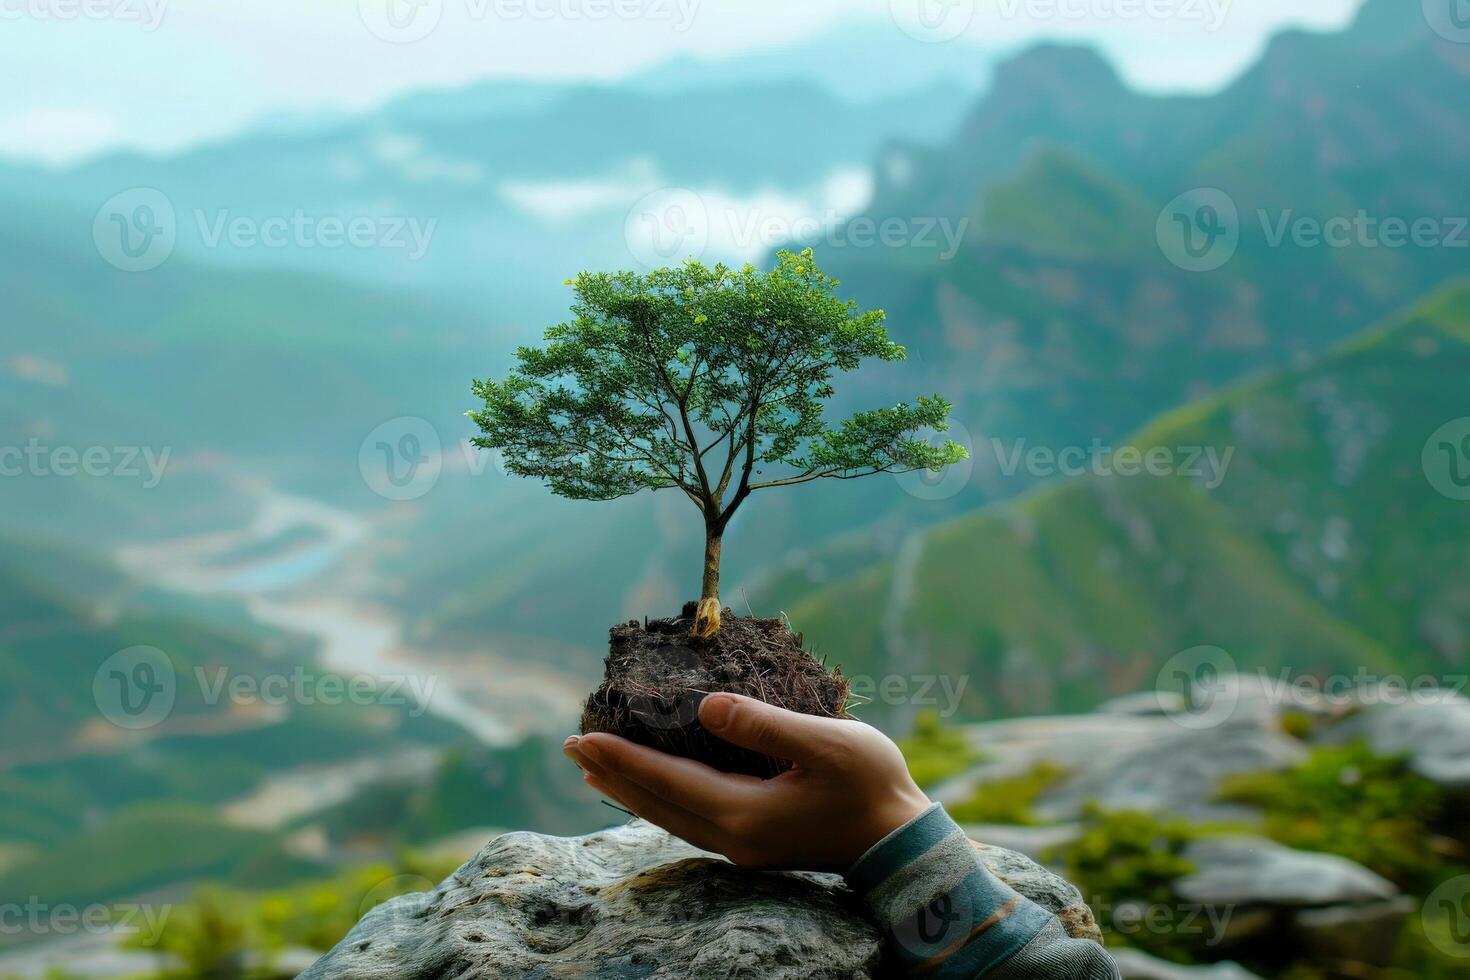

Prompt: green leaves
[469,249,967,525]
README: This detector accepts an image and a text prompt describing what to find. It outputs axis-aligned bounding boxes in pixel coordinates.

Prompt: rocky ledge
[301,818,1100,979]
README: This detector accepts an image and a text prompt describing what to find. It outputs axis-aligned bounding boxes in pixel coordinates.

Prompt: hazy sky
[3,0,1364,165]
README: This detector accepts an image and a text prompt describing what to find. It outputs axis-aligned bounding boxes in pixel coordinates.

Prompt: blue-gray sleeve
[844,803,1120,979]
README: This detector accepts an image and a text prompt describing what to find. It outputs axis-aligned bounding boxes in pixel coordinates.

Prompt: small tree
[470,249,967,638]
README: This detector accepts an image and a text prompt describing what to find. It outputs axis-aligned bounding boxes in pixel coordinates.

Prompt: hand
[563,692,932,872]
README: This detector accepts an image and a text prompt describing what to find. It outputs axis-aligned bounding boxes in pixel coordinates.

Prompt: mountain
[624,22,998,102]
[717,0,1470,561]
[0,69,974,325]
[774,282,1470,724]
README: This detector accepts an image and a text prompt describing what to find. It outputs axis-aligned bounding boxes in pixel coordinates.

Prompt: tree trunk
[691,530,722,638]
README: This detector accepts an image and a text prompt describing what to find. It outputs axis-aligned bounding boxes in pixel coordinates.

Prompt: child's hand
[563,692,932,872]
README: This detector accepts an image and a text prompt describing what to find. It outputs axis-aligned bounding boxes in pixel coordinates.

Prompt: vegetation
[896,710,980,788]
[1218,741,1459,891]
[947,763,1068,825]
[779,285,1470,723]
[121,853,460,979]
[1050,806,1203,962]
[470,249,966,637]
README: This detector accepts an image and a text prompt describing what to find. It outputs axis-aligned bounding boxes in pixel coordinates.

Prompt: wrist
[851,787,932,868]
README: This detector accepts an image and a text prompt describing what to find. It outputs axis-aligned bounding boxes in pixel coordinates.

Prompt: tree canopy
[469,248,967,635]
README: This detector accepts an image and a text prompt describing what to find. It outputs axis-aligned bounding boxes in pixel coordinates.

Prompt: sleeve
[844,803,1120,979]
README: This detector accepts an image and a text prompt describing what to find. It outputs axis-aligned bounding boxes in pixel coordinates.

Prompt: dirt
[580,601,851,777]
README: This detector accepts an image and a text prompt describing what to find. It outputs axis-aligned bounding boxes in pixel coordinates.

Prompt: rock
[301,819,1101,979]
[1176,836,1398,907]
[1098,691,1188,717]
[1171,835,1409,963]
[1109,948,1264,979]
[1294,896,1417,965]
[1319,693,1470,790]
[1034,717,1307,822]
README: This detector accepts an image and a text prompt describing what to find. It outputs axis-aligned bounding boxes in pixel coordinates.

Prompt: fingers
[566,739,728,854]
[575,732,761,818]
[698,692,845,765]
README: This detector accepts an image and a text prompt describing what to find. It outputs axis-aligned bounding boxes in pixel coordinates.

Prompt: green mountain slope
[781,283,1470,723]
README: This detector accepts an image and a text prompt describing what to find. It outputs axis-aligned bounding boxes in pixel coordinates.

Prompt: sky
[2,0,1365,165]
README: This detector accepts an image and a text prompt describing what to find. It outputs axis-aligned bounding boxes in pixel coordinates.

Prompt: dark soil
[580,601,851,778]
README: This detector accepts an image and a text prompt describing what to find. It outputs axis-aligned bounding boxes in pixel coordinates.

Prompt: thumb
[699,692,844,765]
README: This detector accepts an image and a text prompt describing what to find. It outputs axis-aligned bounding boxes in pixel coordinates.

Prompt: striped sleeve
[844,803,1120,979]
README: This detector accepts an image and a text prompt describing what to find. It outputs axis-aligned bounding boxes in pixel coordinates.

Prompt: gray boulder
[1034,717,1307,822]
[301,819,1101,979]
[1109,949,1263,979]
[1176,836,1398,908]
[1320,693,1470,790]
[1174,835,1408,965]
